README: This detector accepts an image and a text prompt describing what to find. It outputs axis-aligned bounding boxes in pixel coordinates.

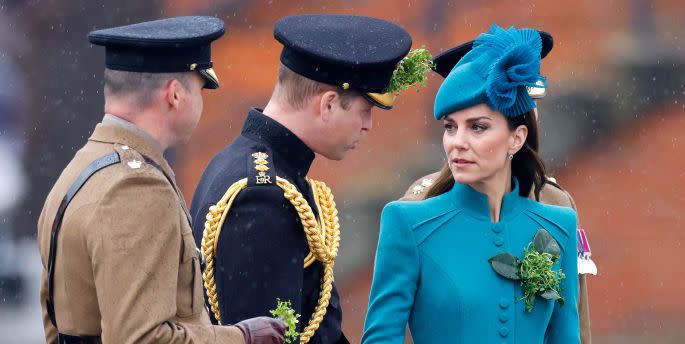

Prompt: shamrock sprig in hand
[270,299,300,344]
[488,229,566,312]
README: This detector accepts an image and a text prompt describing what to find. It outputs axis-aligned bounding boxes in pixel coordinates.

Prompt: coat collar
[89,115,175,180]
[240,108,315,178]
[449,178,522,222]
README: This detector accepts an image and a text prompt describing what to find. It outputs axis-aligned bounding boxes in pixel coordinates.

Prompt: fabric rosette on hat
[434,24,548,119]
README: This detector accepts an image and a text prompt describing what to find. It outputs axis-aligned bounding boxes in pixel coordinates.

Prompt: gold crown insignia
[251,152,269,160]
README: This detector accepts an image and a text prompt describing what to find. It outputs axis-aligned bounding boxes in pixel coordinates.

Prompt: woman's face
[442,103,527,185]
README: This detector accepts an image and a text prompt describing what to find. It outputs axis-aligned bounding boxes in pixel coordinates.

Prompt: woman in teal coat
[362,25,580,344]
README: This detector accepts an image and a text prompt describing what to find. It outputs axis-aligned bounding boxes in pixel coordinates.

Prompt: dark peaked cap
[88,16,225,89]
[274,14,412,105]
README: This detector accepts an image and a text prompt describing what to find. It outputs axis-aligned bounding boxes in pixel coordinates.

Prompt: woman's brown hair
[424,110,547,200]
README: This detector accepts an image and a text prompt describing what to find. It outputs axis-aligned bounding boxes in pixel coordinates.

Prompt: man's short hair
[276,64,357,110]
[103,69,192,108]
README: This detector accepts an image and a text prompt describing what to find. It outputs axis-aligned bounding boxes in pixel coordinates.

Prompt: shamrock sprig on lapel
[488,229,566,312]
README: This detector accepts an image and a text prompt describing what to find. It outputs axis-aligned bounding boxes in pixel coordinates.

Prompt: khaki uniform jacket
[37,120,245,344]
[401,173,592,344]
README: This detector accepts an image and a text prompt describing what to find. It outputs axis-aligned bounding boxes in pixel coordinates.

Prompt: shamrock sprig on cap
[488,229,566,312]
[386,48,434,94]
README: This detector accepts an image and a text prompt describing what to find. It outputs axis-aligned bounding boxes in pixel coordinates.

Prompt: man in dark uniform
[37,16,285,344]
[190,14,413,344]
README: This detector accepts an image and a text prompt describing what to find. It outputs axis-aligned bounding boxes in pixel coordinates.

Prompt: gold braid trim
[201,176,340,344]
[201,178,247,326]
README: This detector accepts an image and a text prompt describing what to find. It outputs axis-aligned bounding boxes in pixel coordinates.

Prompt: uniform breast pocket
[177,230,203,318]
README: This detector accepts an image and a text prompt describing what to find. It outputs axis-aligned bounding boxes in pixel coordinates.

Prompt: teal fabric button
[499,298,510,309]
[499,312,509,323]
[492,223,503,233]
[493,236,505,247]
[499,326,510,337]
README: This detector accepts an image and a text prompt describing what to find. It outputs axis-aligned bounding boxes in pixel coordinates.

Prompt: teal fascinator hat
[434,24,547,120]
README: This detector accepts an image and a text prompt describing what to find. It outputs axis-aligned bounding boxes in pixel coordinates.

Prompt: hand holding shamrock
[270,299,301,344]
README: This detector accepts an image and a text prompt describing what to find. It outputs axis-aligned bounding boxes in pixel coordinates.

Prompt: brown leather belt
[57,333,102,344]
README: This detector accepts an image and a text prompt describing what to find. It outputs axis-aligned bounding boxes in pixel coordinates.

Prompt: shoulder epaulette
[247,148,277,187]
[113,144,146,171]
[545,176,564,190]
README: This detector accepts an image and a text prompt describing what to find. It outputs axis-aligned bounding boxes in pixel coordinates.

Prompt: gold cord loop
[201,176,340,344]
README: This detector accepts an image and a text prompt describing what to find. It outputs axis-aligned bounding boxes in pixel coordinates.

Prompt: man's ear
[319,90,338,122]
[165,79,183,110]
[510,124,528,154]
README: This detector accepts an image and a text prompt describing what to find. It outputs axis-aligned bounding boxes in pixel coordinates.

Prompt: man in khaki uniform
[37,16,285,344]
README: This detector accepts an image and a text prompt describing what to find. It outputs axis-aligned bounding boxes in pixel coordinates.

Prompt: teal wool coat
[362,180,580,344]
